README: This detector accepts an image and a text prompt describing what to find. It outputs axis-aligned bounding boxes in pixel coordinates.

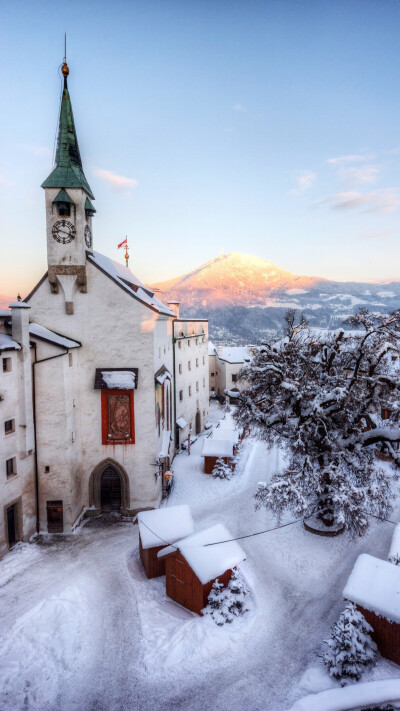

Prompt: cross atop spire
[41,58,95,199]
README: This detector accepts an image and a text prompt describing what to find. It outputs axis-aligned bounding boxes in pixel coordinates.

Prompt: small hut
[158,523,246,615]
[343,553,400,666]
[201,438,235,474]
[137,505,194,579]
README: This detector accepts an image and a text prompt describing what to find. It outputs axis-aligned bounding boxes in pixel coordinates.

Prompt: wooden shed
[137,505,194,579]
[344,553,400,666]
[158,523,246,615]
[201,438,235,474]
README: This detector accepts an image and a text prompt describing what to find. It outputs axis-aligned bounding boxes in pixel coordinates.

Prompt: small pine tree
[203,569,249,625]
[212,457,233,480]
[323,602,377,685]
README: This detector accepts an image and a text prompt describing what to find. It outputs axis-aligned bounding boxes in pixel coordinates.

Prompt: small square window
[4,419,15,435]
[188,386,192,396]
[6,457,16,478]
[196,382,199,392]
[179,390,183,401]
[232,374,237,382]
[68,352,73,367]
[211,372,215,377]
[188,340,191,348]
[211,386,215,392]
[196,358,199,367]
[203,378,205,387]
[195,339,198,346]
[188,361,191,370]
[179,364,182,374]
[203,356,205,364]
[178,341,182,349]
[2,357,12,373]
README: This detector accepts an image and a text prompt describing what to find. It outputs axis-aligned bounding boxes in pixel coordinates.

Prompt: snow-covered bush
[323,602,377,685]
[212,457,233,480]
[203,569,249,625]
[234,308,400,537]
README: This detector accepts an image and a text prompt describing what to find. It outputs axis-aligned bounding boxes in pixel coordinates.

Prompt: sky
[1,0,400,297]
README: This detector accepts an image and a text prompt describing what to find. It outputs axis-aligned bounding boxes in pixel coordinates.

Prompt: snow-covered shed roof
[225,389,240,398]
[158,523,246,585]
[211,428,239,444]
[218,346,251,364]
[29,323,81,349]
[0,334,21,351]
[88,252,174,317]
[389,524,400,564]
[201,439,234,458]
[343,553,400,623]
[137,505,194,550]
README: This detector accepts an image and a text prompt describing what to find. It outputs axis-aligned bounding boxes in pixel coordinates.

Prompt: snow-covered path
[1,410,399,711]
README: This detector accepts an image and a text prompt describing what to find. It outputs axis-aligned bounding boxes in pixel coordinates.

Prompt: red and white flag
[117,237,128,249]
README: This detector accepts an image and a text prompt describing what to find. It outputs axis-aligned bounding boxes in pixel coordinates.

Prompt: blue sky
[1,0,400,296]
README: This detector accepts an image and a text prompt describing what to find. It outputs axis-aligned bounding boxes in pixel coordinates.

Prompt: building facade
[0,59,209,555]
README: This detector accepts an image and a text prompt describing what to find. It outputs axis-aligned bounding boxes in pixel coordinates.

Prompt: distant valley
[151,253,400,344]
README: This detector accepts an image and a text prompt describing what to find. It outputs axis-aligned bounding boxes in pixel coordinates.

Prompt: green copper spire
[41,62,95,199]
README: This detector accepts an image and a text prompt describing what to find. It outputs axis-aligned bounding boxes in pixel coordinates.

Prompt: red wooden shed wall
[139,535,166,578]
[165,551,232,615]
[357,605,400,666]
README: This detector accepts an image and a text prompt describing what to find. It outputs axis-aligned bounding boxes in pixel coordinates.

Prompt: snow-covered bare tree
[323,602,377,683]
[234,308,400,536]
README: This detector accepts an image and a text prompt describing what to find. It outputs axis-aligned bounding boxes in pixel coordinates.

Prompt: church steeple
[41,61,94,199]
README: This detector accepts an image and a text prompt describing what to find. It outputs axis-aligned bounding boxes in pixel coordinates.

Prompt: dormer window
[85,197,96,218]
[53,189,73,217]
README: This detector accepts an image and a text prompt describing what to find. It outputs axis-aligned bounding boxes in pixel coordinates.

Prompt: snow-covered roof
[218,346,251,364]
[94,368,138,390]
[211,428,239,444]
[389,523,400,564]
[137,505,194,550]
[0,334,20,351]
[159,430,171,459]
[9,301,30,309]
[208,340,217,356]
[88,252,174,317]
[29,323,81,349]
[158,523,246,585]
[343,553,400,623]
[176,417,188,429]
[201,439,234,458]
[225,389,240,398]
[155,366,172,385]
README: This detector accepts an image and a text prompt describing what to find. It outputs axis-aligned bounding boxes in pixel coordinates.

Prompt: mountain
[151,253,400,344]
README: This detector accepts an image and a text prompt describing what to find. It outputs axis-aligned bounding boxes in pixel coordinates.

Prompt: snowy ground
[1,402,400,711]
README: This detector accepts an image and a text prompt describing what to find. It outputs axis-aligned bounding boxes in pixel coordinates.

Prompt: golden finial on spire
[61,33,69,78]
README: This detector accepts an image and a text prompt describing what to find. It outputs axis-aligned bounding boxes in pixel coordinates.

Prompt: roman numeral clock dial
[52,219,76,244]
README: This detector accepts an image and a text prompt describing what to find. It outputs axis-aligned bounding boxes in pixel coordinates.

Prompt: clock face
[52,219,76,244]
[84,225,92,248]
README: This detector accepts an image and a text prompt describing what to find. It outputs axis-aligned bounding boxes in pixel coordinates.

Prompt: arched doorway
[100,466,122,512]
[195,410,201,434]
[89,458,130,515]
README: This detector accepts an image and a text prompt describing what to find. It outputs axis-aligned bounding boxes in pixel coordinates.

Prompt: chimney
[168,300,180,318]
[10,301,34,455]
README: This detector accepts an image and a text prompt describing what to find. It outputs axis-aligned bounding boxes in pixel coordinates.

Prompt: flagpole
[124,236,129,267]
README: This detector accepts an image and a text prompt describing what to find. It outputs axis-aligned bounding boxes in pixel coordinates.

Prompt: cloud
[327,154,373,165]
[314,189,400,213]
[357,230,395,241]
[20,144,52,158]
[290,171,316,195]
[93,168,138,192]
[343,164,380,187]
[233,103,247,112]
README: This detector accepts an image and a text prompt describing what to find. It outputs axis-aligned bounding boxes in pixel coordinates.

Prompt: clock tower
[41,60,96,314]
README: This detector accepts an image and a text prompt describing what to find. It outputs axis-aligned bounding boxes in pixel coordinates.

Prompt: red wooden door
[169,558,185,605]
[100,467,121,512]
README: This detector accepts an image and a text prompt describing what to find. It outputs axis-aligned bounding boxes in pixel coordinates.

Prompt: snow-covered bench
[287,678,400,711]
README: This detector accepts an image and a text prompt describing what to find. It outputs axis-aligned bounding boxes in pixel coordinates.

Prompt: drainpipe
[32,343,69,534]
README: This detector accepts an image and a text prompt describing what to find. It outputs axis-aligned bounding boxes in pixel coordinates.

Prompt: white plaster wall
[27,259,169,530]
[174,320,209,446]
[0,348,36,557]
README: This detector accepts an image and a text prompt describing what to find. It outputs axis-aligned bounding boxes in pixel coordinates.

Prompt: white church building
[0,59,209,556]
